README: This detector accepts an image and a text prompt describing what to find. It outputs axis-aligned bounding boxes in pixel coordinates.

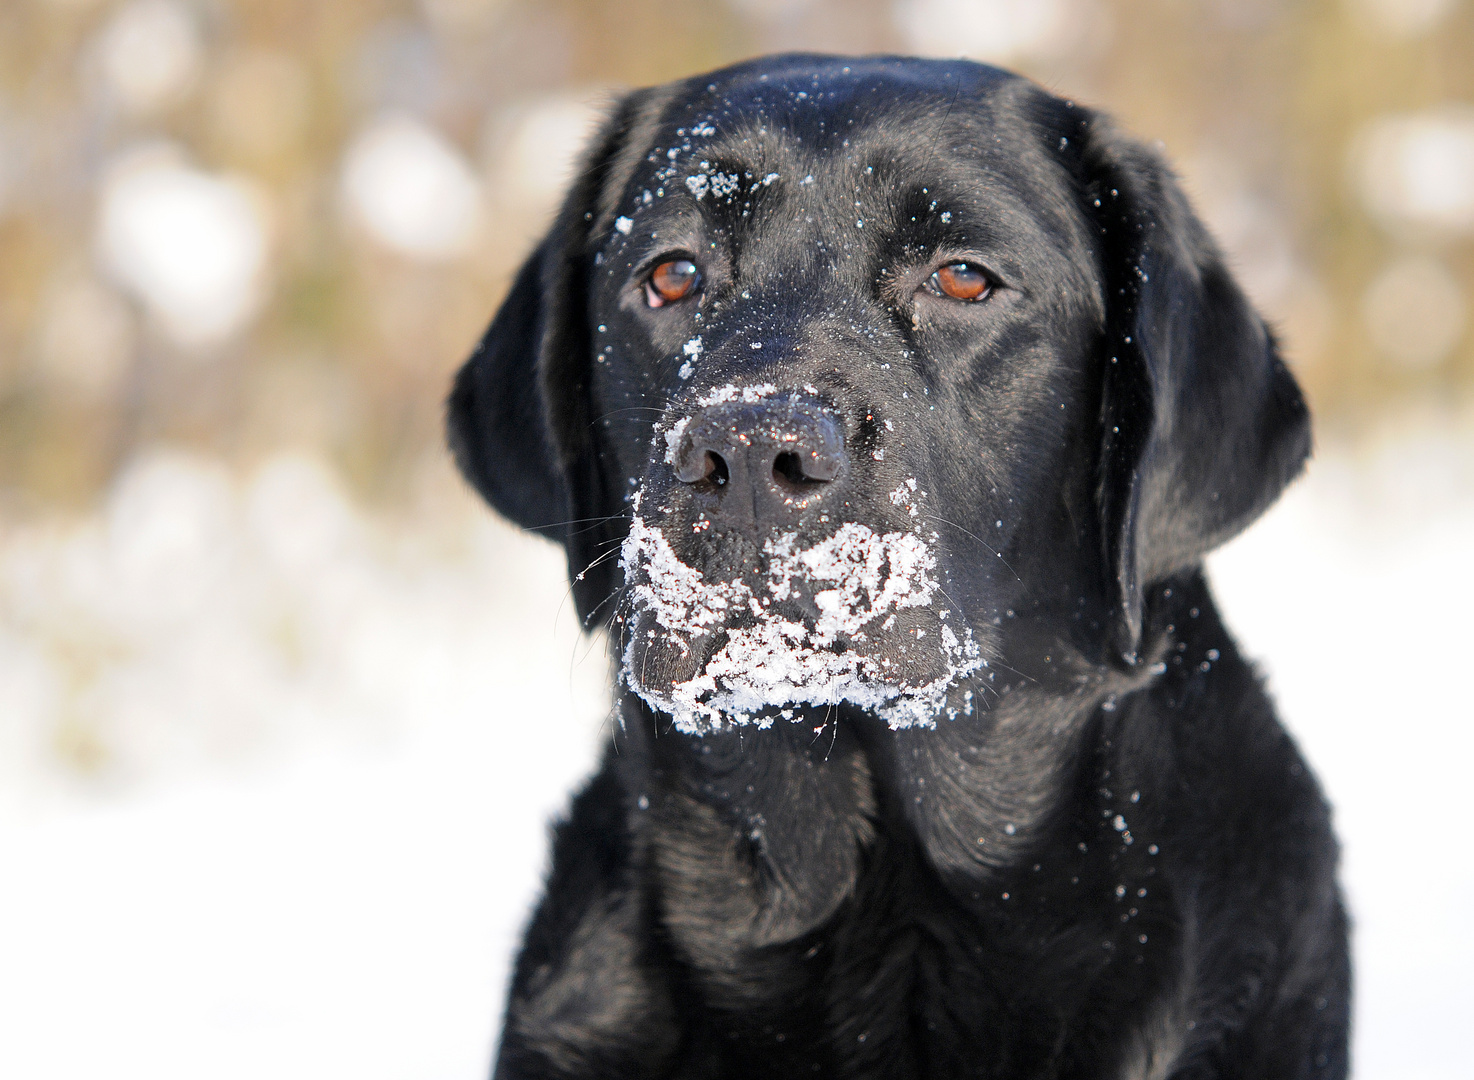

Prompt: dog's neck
[611,572,1214,950]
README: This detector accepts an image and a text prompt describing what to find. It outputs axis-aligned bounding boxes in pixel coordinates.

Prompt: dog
[448,54,1349,1079]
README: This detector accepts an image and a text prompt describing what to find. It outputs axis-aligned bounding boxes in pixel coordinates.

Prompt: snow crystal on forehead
[685,164,741,201]
[696,383,779,406]
[708,171,740,198]
[620,515,983,732]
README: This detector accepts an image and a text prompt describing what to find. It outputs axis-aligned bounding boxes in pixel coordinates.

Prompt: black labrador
[448,54,1349,1080]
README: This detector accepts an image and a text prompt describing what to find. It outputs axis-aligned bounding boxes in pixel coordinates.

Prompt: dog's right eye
[646,259,701,307]
[928,262,993,302]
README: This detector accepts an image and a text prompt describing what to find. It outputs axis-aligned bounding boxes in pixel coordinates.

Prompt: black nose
[671,398,845,530]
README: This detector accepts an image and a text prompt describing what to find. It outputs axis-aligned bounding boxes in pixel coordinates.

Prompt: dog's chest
[637,709,1178,1077]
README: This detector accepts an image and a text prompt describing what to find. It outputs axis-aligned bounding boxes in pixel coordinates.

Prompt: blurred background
[0,1,1469,1077]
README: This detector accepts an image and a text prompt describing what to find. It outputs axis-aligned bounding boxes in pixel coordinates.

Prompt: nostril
[705,451,729,487]
[672,400,844,503]
[674,441,731,487]
[773,451,807,487]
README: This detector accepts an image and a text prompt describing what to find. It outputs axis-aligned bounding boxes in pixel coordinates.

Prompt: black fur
[448,55,1347,1079]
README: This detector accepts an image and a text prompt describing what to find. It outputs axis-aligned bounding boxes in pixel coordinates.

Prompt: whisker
[640,636,652,706]
[920,574,1026,699]
[922,513,1021,583]
[580,585,623,629]
[566,516,631,539]
[808,706,830,746]
[567,601,614,688]
[932,580,970,621]
[588,406,666,432]
[984,656,1038,685]
[554,542,626,630]
[522,513,626,533]
[914,80,963,198]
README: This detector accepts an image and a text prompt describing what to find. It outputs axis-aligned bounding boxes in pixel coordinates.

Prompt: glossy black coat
[448,55,1347,1080]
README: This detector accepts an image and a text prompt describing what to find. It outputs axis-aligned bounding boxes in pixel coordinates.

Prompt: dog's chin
[615,514,988,733]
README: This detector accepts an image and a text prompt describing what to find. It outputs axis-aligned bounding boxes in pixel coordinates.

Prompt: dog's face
[589,68,1103,730]
[450,55,1310,734]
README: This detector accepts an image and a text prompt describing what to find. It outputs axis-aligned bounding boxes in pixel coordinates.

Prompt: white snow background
[0,409,1470,1079]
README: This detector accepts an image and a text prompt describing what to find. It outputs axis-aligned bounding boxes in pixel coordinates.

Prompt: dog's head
[449,55,1309,733]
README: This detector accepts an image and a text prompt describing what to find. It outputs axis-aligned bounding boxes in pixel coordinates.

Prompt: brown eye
[930,262,992,302]
[646,259,700,307]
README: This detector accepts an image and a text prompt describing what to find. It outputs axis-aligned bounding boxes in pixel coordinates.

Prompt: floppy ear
[448,91,663,628]
[1079,118,1311,665]
[448,243,565,534]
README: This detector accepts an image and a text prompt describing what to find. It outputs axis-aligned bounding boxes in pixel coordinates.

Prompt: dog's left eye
[645,259,701,307]
[927,262,992,302]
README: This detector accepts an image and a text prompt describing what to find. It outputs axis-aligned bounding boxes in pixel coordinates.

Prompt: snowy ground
[0,410,1470,1078]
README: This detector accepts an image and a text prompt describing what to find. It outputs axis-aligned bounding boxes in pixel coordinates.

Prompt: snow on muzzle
[616,512,986,733]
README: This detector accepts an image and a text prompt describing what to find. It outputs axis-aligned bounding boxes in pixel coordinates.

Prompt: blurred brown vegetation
[0,0,1470,519]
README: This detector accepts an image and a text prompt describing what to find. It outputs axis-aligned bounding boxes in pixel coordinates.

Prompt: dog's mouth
[616,510,987,733]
